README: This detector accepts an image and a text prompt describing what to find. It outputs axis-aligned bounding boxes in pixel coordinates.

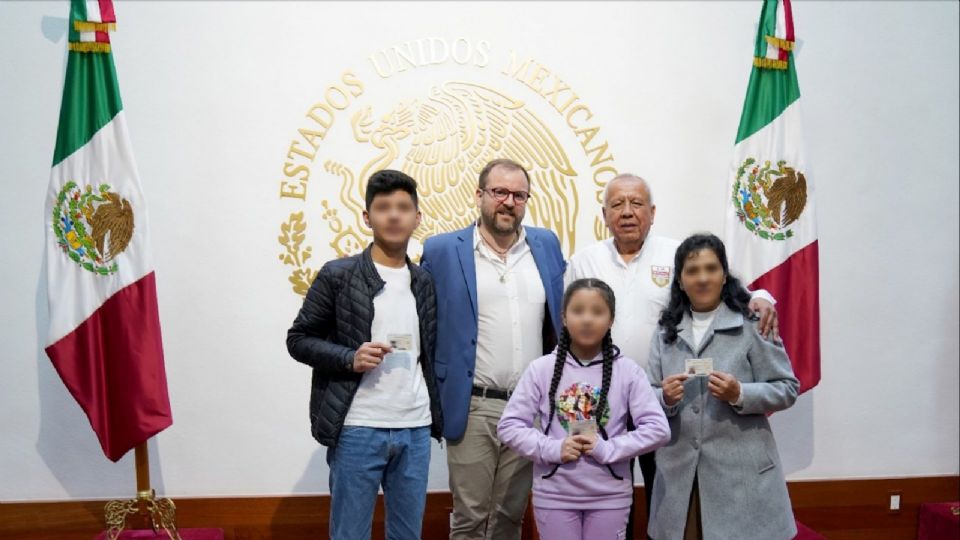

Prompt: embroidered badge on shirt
[650,265,671,287]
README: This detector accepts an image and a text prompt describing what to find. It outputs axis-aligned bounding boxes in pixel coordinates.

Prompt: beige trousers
[446,395,533,540]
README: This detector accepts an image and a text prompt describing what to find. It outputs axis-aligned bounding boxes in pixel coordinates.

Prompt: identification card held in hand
[387,333,413,352]
[684,358,714,376]
[569,417,597,436]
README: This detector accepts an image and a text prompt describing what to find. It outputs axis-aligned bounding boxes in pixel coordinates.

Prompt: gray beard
[481,210,521,235]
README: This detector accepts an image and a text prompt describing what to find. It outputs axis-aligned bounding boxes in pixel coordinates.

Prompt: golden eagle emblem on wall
[732,158,807,241]
[322,81,580,256]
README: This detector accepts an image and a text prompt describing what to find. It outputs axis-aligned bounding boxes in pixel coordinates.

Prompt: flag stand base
[104,490,181,540]
[103,442,182,540]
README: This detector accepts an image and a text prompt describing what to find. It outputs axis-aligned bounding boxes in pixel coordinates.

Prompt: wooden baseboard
[788,476,959,540]
[2,476,957,540]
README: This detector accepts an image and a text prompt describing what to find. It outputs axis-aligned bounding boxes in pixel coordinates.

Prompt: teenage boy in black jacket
[287,169,442,540]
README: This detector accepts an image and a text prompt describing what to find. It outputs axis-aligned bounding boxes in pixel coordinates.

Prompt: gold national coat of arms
[326,81,579,254]
[279,42,623,296]
[280,81,583,295]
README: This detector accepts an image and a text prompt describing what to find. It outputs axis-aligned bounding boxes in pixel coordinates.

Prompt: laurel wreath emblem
[278,212,317,296]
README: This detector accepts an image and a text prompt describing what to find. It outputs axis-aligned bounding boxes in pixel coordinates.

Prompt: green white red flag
[45,0,173,462]
[724,0,820,394]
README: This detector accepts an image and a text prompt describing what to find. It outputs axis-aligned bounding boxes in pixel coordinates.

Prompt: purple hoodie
[497,348,670,510]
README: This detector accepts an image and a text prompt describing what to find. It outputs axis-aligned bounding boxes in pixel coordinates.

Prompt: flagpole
[135,442,151,499]
[103,439,182,540]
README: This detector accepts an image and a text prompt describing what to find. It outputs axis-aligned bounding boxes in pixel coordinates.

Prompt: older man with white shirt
[564,173,778,538]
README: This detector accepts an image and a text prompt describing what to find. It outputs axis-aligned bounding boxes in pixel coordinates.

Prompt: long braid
[595,329,615,441]
[540,327,570,479]
[595,328,625,480]
[544,327,571,436]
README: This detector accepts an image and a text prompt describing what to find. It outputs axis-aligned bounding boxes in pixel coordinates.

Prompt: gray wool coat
[645,303,799,540]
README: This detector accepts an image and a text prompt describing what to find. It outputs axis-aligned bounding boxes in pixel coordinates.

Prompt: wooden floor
[1,476,957,539]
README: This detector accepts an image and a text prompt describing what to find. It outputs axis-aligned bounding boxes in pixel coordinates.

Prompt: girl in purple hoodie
[497,278,671,539]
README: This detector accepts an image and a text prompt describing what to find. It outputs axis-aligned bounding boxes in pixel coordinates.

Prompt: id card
[568,417,597,436]
[387,333,413,351]
[684,358,714,376]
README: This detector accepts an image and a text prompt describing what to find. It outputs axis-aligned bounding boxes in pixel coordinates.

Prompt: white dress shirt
[565,236,774,370]
[474,226,546,390]
[565,236,678,370]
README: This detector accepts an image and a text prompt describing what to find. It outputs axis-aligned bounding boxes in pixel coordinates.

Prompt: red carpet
[918,502,960,539]
[94,529,224,540]
[795,520,827,540]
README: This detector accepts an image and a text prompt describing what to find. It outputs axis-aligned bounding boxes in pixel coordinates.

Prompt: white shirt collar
[473,222,528,257]
[603,236,649,269]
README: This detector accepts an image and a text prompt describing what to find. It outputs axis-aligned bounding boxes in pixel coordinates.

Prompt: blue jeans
[327,426,431,540]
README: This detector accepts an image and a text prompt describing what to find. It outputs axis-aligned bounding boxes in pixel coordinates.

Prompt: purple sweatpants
[534,506,630,540]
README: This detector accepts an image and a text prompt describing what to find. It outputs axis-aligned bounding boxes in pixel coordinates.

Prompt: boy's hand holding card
[387,333,413,351]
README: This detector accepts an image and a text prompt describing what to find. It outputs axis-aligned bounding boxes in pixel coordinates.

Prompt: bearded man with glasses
[421,158,566,539]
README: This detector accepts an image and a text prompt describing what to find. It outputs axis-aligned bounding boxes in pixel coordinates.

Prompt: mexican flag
[724,0,820,394]
[44,0,173,462]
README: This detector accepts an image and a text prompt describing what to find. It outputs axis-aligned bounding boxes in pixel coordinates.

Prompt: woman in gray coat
[646,233,799,540]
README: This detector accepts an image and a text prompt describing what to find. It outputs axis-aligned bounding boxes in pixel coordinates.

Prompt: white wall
[1,1,957,501]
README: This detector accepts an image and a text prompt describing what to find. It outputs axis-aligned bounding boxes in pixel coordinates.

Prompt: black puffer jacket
[286,246,443,447]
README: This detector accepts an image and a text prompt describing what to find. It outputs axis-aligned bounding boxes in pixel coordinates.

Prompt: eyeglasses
[483,187,530,204]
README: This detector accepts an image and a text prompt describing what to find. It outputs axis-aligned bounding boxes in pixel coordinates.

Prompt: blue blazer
[421,224,566,441]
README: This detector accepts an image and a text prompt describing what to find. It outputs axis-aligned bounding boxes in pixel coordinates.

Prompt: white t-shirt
[691,305,721,349]
[343,262,432,428]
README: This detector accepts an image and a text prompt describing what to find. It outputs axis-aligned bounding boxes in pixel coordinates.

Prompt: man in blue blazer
[421,158,565,540]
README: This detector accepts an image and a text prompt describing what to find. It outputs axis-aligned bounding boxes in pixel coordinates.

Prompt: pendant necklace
[480,230,517,282]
